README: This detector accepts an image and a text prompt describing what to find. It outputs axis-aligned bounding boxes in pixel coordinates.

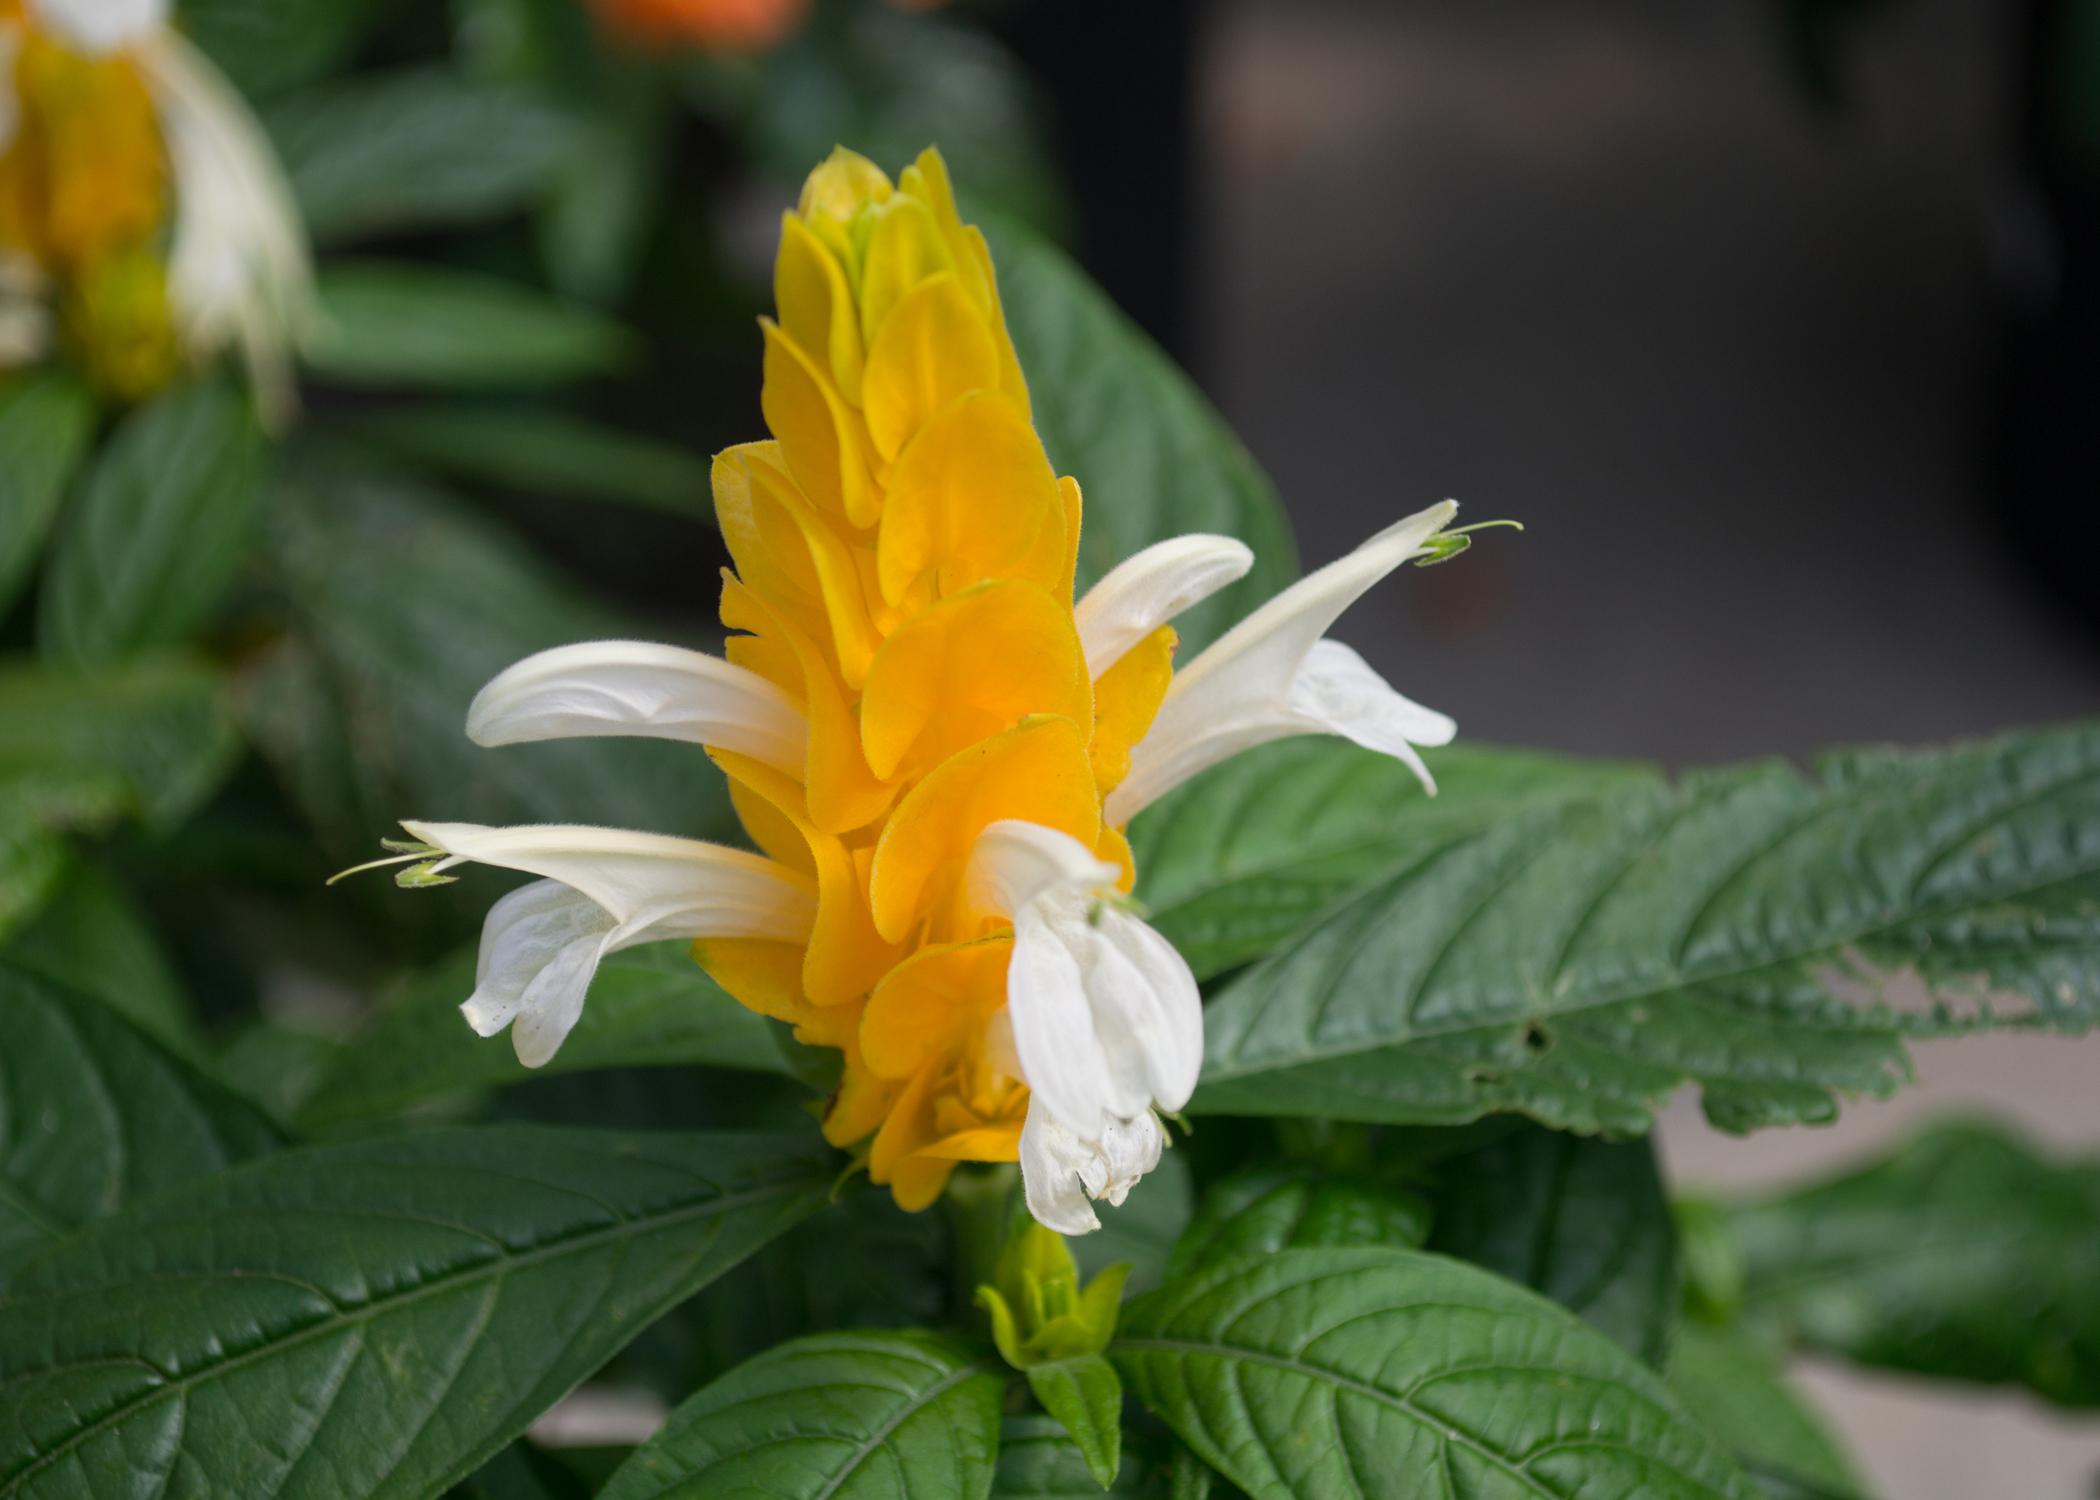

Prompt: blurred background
[3,0,2097,1491]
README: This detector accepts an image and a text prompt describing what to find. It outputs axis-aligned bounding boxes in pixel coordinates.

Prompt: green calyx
[975,1220,1131,1369]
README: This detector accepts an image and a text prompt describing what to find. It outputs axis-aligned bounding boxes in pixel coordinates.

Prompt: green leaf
[595,1330,1003,1500]
[993,1414,1163,1498]
[0,653,240,832]
[338,405,711,518]
[1166,1166,1432,1283]
[247,449,736,851]
[0,374,94,619]
[3,859,200,1060]
[307,264,632,390]
[984,218,1295,655]
[1026,1356,1123,1490]
[1114,1248,1758,1500]
[298,944,787,1130]
[1669,1322,1864,1500]
[1196,722,2100,1134]
[38,381,264,666]
[181,0,376,97]
[1131,741,1650,979]
[271,69,584,243]
[0,964,278,1280]
[1427,1125,1680,1367]
[0,1126,832,1499]
[1729,1120,2100,1407]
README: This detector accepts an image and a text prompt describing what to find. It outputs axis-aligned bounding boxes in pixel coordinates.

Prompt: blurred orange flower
[590,0,809,52]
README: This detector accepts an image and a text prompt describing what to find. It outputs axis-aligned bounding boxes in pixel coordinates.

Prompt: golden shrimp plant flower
[0,0,310,412]
[394,147,1461,1235]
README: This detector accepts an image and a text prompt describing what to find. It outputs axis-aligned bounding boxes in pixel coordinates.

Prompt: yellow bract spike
[708,148,1179,1214]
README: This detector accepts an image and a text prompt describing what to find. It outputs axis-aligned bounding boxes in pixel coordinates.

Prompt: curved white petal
[466,640,805,772]
[965,818,1120,920]
[26,0,167,53]
[1106,501,1459,824]
[400,820,815,940]
[1020,1100,1166,1236]
[136,34,312,426]
[1006,903,1116,1137]
[462,880,619,1064]
[1090,908,1203,1112]
[460,869,763,1068]
[1074,534,1254,676]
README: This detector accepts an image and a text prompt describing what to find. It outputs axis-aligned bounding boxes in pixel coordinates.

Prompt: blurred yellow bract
[0,0,309,411]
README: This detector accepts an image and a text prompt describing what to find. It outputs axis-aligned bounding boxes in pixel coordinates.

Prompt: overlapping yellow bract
[697,147,1169,1209]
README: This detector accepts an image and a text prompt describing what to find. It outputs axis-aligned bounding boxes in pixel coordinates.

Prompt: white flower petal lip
[1020,1101,1166,1237]
[463,876,755,1068]
[1073,534,1254,677]
[466,640,806,773]
[136,33,313,426]
[398,820,817,941]
[1105,500,1460,826]
[25,0,168,53]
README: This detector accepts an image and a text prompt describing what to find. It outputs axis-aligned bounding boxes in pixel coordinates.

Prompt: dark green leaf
[1428,1125,1679,1366]
[1730,1120,2100,1407]
[247,450,736,852]
[750,15,1064,235]
[308,264,631,390]
[1197,723,2100,1134]
[338,405,710,517]
[1115,1247,1756,1500]
[0,1126,832,1499]
[38,381,264,666]
[0,653,240,831]
[596,1330,1003,1500]
[3,859,199,1060]
[993,1414,1165,1498]
[1669,1322,1864,1500]
[0,964,277,1280]
[1131,741,1650,979]
[298,944,786,1130]
[182,0,376,97]
[0,374,94,618]
[271,69,583,243]
[1026,1356,1123,1490]
[985,218,1295,655]
[1167,1166,1431,1283]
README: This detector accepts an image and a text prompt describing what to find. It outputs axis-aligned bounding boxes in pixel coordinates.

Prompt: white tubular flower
[134,32,313,426]
[1105,501,1461,826]
[1073,534,1253,677]
[24,0,166,54]
[967,818,1200,1234]
[398,821,815,1066]
[466,640,807,773]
